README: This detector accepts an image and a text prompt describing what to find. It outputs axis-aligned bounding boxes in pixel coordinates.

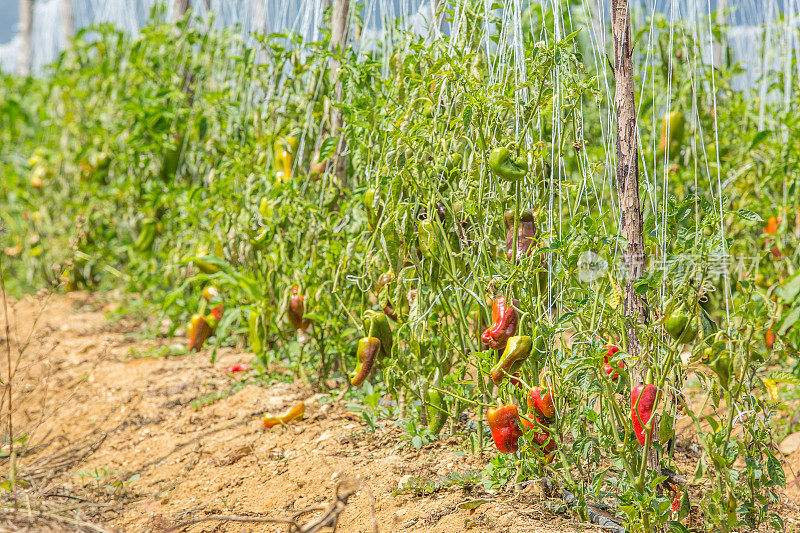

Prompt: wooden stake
[17,0,34,76]
[173,0,190,21]
[611,0,657,471]
[61,0,74,49]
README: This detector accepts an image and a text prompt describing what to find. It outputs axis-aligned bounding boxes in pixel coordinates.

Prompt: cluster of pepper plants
[1,1,798,531]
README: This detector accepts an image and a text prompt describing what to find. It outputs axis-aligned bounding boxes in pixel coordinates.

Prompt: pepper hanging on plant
[528,386,556,420]
[603,343,623,380]
[490,335,532,385]
[708,351,733,390]
[376,271,397,320]
[187,304,223,352]
[287,285,310,331]
[631,384,658,446]
[664,304,698,344]
[426,372,448,435]
[248,309,263,356]
[487,404,524,454]
[363,310,393,358]
[364,187,382,230]
[480,296,519,351]
[187,314,211,351]
[504,209,537,261]
[202,285,220,302]
[530,427,557,464]
[351,337,381,386]
[488,146,528,181]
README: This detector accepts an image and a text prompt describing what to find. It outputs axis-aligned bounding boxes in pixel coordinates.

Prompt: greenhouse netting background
[0,0,798,87]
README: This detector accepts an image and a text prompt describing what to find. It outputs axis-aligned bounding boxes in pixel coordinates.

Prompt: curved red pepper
[487,404,523,454]
[528,386,556,420]
[631,384,658,446]
[288,286,310,331]
[480,296,518,351]
[603,344,623,380]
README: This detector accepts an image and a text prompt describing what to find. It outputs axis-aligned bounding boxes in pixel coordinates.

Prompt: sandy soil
[0,292,605,532]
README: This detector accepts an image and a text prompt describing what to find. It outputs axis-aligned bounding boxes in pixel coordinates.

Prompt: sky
[0,0,17,42]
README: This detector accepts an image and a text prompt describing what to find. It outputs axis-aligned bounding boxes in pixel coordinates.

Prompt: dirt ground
[0,291,606,533]
[2,291,799,532]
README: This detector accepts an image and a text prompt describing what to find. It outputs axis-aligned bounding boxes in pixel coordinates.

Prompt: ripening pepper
[664,306,697,344]
[194,254,220,274]
[765,216,780,235]
[364,188,382,230]
[528,386,556,420]
[488,147,527,181]
[263,401,304,428]
[273,137,297,182]
[487,404,524,454]
[133,219,157,253]
[287,286,310,331]
[631,384,658,446]
[766,327,775,349]
[188,313,212,351]
[363,310,393,358]
[490,335,532,385]
[504,209,537,262]
[202,286,220,302]
[709,351,732,390]
[248,309,263,356]
[377,271,397,320]
[657,110,685,158]
[426,388,448,435]
[418,217,440,258]
[480,296,518,351]
[603,344,623,380]
[351,337,381,386]
[530,428,557,463]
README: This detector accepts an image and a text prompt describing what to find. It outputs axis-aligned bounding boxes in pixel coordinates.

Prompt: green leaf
[777,304,800,336]
[318,135,340,163]
[562,29,581,44]
[735,208,763,222]
[667,521,690,533]
[679,489,690,520]
[766,452,786,487]
[693,457,705,483]
[776,271,800,302]
[768,371,800,385]
[302,312,326,323]
[659,411,675,444]
[458,499,489,510]
[462,105,473,130]
[700,308,718,342]
[749,129,772,151]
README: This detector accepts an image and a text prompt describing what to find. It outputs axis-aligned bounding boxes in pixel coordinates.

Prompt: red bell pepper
[487,404,523,454]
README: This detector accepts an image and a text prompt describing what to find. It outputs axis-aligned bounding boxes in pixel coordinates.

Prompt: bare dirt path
[0,292,598,533]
